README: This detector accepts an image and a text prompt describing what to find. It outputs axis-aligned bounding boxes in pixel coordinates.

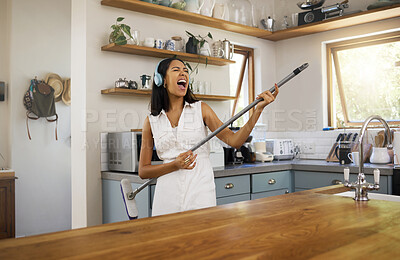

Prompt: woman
[139,57,278,216]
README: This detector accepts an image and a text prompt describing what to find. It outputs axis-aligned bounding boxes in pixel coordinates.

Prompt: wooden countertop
[1,186,400,259]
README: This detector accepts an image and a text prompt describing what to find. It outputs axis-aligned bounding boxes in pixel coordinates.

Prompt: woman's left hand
[256,83,279,110]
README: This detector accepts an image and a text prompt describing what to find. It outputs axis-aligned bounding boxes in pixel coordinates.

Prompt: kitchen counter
[102,159,395,184]
[1,185,400,259]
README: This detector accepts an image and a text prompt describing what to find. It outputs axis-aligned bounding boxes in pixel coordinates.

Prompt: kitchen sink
[335,191,400,202]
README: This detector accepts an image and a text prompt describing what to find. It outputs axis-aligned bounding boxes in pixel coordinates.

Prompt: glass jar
[228,0,253,26]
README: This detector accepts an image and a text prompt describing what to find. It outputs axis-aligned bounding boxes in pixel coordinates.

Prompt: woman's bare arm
[202,85,278,149]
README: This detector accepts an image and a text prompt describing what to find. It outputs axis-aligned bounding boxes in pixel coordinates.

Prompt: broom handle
[133,63,309,196]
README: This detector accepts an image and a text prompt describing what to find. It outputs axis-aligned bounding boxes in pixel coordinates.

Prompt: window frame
[230,45,255,119]
[326,31,400,127]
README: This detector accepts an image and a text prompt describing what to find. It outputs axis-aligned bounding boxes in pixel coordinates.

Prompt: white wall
[72,0,276,226]
[0,0,10,168]
[71,0,88,230]
[8,0,71,237]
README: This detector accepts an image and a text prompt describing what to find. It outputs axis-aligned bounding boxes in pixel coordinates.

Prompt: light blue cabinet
[294,171,391,194]
[251,171,293,200]
[104,169,392,224]
[102,179,150,223]
[215,175,251,205]
[102,171,293,223]
[217,194,251,205]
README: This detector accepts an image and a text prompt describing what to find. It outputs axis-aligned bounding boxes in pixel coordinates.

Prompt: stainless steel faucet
[344,115,393,201]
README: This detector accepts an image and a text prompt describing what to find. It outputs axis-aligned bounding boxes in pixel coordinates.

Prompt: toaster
[265,139,295,160]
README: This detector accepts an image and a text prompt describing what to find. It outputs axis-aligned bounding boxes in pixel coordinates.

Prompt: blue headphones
[154,59,164,87]
[154,58,190,87]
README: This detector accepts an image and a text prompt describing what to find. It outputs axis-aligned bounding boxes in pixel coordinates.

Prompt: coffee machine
[223,147,244,165]
[240,136,256,163]
[223,126,244,165]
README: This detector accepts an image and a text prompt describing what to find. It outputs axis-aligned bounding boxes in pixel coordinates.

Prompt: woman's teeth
[177,79,186,90]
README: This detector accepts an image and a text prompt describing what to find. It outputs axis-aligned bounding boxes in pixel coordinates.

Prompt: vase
[186,37,197,54]
[198,41,211,56]
[370,147,390,164]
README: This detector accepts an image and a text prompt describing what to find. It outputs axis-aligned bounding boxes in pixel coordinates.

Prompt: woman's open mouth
[177,79,187,90]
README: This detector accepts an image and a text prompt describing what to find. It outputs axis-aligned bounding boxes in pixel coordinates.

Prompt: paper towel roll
[394,132,400,165]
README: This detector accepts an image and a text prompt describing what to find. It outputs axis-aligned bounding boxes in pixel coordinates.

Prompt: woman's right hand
[174,150,197,170]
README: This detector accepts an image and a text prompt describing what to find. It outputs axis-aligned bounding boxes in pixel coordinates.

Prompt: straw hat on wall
[45,73,64,102]
[62,78,71,106]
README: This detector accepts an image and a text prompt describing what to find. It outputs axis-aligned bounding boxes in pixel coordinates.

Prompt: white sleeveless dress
[148,101,216,216]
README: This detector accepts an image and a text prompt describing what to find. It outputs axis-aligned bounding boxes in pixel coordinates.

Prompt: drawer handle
[285,190,289,194]
[332,179,342,185]
[224,183,234,189]
[268,178,276,185]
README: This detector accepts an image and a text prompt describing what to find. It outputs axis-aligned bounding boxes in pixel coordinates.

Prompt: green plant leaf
[207,32,213,39]
[186,31,195,38]
[117,17,124,22]
[186,62,193,71]
[200,41,205,48]
[115,35,127,45]
[121,24,133,39]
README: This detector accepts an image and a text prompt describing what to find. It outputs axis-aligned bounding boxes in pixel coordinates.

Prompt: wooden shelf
[101,87,236,101]
[264,4,400,41]
[101,0,400,41]
[101,43,235,66]
[101,0,270,38]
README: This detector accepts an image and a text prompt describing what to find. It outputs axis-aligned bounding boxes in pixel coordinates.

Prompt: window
[327,31,400,127]
[229,45,255,127]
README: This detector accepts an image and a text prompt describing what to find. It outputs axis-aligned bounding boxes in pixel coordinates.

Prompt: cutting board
[326,143,340,162]
[326,133,343,162]
[326,132,371,163]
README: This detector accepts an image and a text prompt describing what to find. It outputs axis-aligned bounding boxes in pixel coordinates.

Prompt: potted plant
[109,17,134,45]
[185,31,213,55]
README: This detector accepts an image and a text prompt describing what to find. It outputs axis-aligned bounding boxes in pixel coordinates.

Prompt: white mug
[348,151,360,166]
[144,37,155,48]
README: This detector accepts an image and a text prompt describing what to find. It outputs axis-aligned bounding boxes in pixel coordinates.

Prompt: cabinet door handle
[285,190,289,194]
[268,178,276,185]
[224,183,234,189]
[332,179,342,185]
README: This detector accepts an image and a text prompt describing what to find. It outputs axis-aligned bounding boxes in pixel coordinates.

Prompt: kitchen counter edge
[102,159,395,183]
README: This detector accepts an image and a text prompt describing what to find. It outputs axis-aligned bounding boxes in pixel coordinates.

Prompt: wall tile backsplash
[100,129,395,170]
[266,129,388,160]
